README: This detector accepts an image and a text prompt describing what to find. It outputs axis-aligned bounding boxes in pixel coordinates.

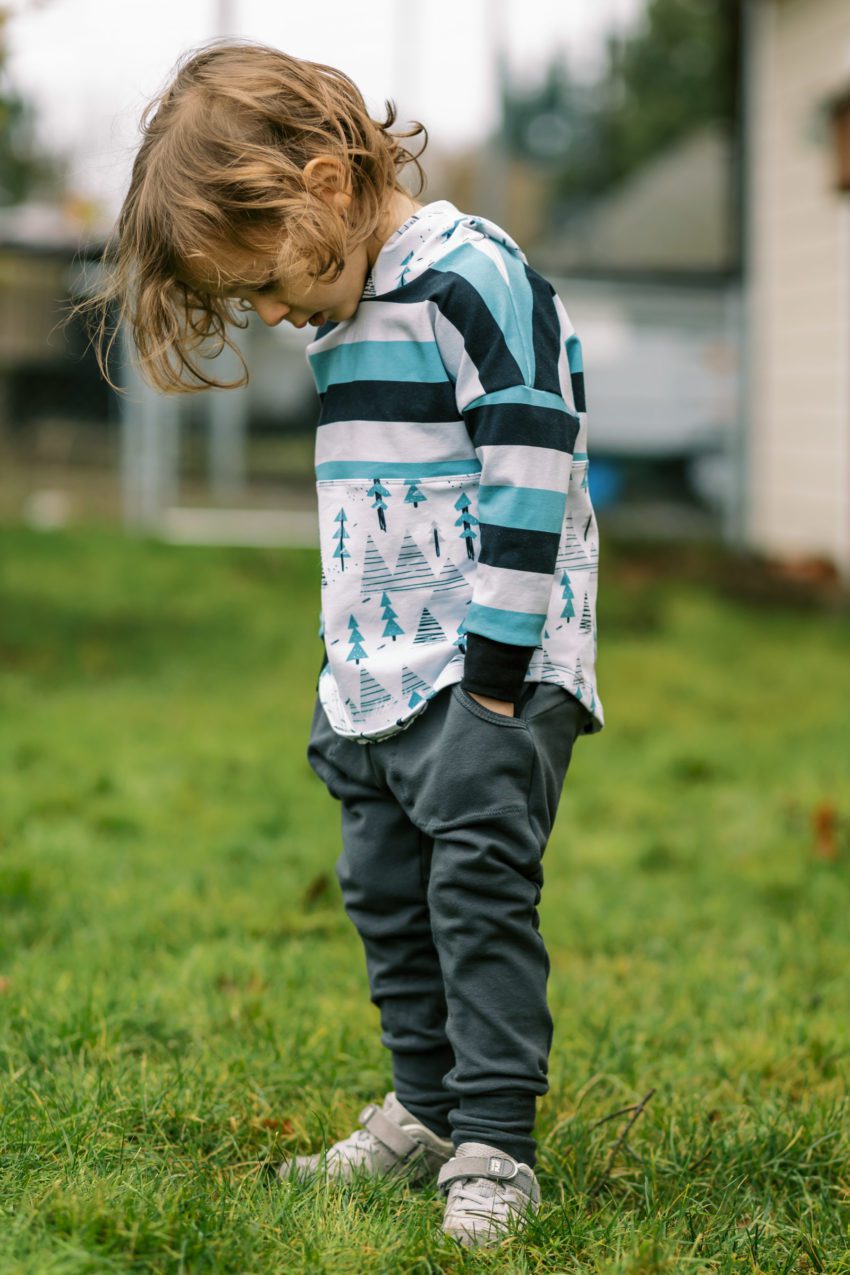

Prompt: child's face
[192,238,370,330]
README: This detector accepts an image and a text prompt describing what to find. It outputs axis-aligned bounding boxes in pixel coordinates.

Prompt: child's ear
[303,155,352,215]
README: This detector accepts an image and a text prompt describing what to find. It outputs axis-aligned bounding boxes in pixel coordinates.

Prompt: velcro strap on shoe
[358,1103,420,1160]
[437,1153,535,1197]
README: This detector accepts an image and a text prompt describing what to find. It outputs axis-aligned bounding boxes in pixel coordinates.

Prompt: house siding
[746,0,850,575]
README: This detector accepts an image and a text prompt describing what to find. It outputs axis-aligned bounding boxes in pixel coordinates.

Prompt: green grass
[1,524,849,1273]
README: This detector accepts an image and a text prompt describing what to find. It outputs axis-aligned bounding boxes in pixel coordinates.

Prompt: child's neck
[365,190,424,270]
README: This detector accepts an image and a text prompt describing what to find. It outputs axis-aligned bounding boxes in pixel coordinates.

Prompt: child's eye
[254,278,279,295]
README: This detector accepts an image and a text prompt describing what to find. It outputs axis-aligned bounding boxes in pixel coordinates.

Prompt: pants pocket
[306,694,344,796]
[524,690,586,848]
[402,685,536,834]
[453,683,534,732]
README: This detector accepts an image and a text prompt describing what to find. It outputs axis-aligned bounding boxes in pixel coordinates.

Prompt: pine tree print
[401,665,433,710]
[367,477,390,532]
[454,490,479,561]
[380,592,404,642]
[333,508,351,571]
[560,570,576,620]
[358,668,393,716]
[344,696,360,723]
[404,479,427,509]
[413,608,446,646]
[392,531,436,592]
[558,513,594,572]
[572,657,585,703]
[396,250,414,287]
[430,519,441,557]
[579,593,592,633]
[434,556,466,592]
[361,534,395,595]
[580,463,589,492]
[438,218,465,243]
[346,613,367,664]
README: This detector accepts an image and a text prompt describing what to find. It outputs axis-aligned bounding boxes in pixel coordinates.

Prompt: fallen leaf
[258,1117,295,1134]
[812,801,840,861]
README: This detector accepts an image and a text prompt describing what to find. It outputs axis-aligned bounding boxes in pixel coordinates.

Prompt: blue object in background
[585,458,623,512]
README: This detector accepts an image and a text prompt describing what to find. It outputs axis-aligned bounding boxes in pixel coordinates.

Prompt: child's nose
[253,297,290,327]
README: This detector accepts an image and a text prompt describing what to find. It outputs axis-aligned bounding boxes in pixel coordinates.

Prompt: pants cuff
[450,1090,539,1167]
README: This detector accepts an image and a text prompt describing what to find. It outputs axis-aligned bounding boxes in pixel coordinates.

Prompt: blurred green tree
[0,3,68,206]
[499,0,741,215]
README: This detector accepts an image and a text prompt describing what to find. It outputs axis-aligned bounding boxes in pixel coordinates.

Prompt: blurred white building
[743,0,850,580]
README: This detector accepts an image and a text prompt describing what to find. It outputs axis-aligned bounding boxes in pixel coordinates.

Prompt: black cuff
[460,632,536,703]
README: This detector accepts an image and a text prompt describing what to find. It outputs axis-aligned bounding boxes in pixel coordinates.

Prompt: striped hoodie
[306,199,604,742]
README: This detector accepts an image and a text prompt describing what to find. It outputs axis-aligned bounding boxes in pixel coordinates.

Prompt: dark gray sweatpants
[305,676,593,1168]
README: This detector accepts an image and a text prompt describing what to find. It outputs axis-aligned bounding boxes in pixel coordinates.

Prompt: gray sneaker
[277,1090,455,1187]
[438,1141,541,1248]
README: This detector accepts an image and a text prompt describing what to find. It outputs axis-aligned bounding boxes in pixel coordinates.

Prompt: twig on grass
[589,1101,646,1130]
[587,1087,656,1199]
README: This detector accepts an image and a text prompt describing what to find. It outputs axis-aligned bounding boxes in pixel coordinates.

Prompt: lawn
[1,524,849,1273]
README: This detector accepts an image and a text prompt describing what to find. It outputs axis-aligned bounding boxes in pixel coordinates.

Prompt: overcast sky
[6,0,645,216]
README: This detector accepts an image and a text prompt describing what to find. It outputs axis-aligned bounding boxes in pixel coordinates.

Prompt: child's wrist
[464,690,515,717]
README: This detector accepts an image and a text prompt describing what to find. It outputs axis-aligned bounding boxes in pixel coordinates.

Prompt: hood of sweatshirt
[366,198,529,299]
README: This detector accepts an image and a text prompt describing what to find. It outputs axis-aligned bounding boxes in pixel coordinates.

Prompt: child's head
[80,40,427,393]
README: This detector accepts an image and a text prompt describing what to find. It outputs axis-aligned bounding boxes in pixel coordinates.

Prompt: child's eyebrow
[223,271,280,295]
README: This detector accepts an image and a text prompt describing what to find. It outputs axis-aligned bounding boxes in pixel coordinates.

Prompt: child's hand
[466,691,515,718]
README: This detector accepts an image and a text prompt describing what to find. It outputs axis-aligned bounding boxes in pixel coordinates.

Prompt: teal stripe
[477,484,566,533]
[565,333,583,374]
[432,243,535,383]
[466,604,545,646]
[465,385,571,414]
[499,246,537,383]
[309,340,447,394]
[315,459,482,480]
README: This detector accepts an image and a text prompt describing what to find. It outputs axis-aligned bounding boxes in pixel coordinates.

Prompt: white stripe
[315,418,475,466]
[432,309,485,409]
[471,560,555,614]
[306,299,438,352]
[475,445,572,491]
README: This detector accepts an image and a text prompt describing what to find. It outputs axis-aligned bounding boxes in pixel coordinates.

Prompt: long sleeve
[429,238,582,702]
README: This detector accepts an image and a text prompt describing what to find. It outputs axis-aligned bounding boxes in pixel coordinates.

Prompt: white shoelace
[449,1177,527,1221]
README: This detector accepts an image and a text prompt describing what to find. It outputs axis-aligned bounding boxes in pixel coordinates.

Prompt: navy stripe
[571,370,587,413]
[318,379,458,424]
[527,269,563,395]
[430,241,536,382]
[478,523,562,576]
[387,268,525,391]
[465,400,579,454]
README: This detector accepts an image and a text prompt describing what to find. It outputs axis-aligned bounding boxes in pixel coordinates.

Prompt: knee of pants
[334,825,427,919]
[425,835,544,938]
[334,843,381,905]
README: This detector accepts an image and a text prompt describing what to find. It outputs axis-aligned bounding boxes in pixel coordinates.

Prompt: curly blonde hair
[73,40,428,393]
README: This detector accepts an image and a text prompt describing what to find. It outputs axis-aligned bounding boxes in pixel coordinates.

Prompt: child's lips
[309,312,326,326]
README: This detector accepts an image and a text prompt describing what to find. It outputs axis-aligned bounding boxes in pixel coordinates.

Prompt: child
[84,39,605,1249]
